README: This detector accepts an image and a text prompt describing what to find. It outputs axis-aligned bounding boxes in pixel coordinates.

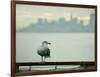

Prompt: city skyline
[16,4,95,29]
[17,13,94,32]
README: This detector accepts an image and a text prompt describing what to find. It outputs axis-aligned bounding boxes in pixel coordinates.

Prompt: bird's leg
[43,57,45,63]
[55,65,57,70]
[41,56,43,63]
[43,57,46,63]
[44,57,45,62]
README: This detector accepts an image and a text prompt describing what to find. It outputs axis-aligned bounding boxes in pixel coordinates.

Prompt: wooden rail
[16,62,95,66]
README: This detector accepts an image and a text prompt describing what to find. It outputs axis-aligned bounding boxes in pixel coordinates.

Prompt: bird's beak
[48,42,51,44]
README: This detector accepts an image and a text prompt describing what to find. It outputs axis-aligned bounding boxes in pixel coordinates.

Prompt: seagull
[37,41,51,63]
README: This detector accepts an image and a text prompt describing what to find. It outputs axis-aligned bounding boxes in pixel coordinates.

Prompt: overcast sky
[16,4,95,29]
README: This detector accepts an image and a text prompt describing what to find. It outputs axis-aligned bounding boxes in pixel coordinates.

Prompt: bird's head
[42,41,51,46]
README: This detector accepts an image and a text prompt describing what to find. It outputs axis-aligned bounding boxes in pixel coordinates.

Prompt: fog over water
[16,33,94,62]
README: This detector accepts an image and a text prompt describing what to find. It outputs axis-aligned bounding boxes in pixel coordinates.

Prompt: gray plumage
[37,41,51,63]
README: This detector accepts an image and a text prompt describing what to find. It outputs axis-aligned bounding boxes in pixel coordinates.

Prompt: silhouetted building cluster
[17,13,94,32]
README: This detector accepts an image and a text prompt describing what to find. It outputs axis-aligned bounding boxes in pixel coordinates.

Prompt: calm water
[16,33,94,62]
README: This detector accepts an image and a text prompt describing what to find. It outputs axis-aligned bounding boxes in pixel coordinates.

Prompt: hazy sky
[16,4,95,29]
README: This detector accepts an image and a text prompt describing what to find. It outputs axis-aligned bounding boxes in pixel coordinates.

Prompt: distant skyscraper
[70,12,73,20]
[89,14,95,26]
[44,18,48,24]
[80,20,84,26]
[38,18,44,24]
[58,17,66,23]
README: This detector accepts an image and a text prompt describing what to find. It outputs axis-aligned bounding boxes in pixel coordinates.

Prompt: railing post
[29,66,31,71]
[16,65,19,72]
